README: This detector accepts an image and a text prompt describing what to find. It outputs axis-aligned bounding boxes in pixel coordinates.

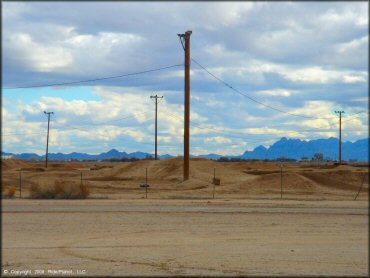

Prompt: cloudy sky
[2,1,368,156]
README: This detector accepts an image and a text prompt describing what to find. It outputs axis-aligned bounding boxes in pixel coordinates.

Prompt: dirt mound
[47,162,85,170]
[87,158,220,187]
[246,161,281,170]
[3,157,366,199]
[223,161,280,171]
[109,158,190,182]
[65,162,86,169]
[244,170,281,175]
[299,170,368,192]
[20,167,45,172]
[90,165,114,171]
[235,172,318,196]
[2,158,31,171]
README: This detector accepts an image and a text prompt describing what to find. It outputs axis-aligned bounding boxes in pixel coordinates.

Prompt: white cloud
[157,136,172,143]
[5,27,146,76]
[257,89,294,97]
[7,33,73,72]
[125,129,148,142]
[337,36,368,53]
[289,100,338,122]
[2,2,368,155]
[342,75,367,83]
[197,61,367,85]
[300,119,336,130]
[351,97,369,102]
[277,66,367,84]
[317,7,368,28]
[204,136,232,144]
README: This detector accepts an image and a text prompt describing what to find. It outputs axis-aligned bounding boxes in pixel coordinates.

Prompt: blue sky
[2,2,368,155]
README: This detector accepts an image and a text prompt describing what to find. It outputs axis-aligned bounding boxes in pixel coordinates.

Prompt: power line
[3,107,365,138]
[342,111,368,121]
[1,131,46,137]
[191,59,364,120]
[156,130,282,145]
[163,110,335,137]
[57,111,153,131]
[1,111,153,136]
[2,64,183,90]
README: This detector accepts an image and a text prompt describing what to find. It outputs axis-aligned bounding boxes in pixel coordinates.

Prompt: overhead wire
[56,111,153,131]
[3,54,367,154]
[1,110,154,136]
[191,58,366,121]
[163,110,283,142]
[2,63,183,90]
[162,110,328,137]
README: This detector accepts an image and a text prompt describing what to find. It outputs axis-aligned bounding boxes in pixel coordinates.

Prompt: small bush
[7,186,16,198]
[30,180,89,199]
[79,184,90,198]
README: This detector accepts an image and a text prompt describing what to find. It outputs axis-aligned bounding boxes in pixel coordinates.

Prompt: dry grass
[30,180,89,199]
[20,167,45,172]
[7,186,16,198]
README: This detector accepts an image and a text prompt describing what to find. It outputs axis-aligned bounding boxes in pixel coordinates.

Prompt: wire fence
[1,164,368,201]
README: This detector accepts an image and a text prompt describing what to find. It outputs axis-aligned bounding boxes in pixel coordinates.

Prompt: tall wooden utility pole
[335,110,345,164]
[150,94,163,160]
[178,30,192,181]
[44,111,54,168]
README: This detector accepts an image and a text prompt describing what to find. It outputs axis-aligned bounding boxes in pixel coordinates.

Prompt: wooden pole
[354,173,367,200]
[44,111,54,168]
[46,113,50,168]
[183,31,192,181]
[150,95,163,160]
[335,111,344,164]
[213,168,216,199]
[280,165,283,199]
[19,170,22,199]
[339,112,342,164]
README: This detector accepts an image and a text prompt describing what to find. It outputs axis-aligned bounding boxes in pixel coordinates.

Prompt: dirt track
[2,199,368,276]
[2,158,369,276]
[2,158,369,201]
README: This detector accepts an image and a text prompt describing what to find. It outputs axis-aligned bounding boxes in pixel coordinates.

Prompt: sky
[2,1,369,156]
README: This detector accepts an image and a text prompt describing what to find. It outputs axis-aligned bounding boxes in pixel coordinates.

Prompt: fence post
[19,170,22,199]
[213,168,216,199]
[145,168,148,199]
[80,171,83,187]
[280,165,283,199]
[354,172,367,201]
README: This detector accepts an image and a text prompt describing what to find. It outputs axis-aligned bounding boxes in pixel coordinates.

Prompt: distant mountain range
[1,149,164,161]
[2,137,369,162]
[200,137,369,162]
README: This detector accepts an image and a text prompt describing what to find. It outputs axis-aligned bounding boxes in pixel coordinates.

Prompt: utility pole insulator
[150,94,163,160]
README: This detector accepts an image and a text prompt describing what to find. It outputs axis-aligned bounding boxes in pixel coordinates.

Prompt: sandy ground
[2,158,369,201]
[2,158,369,276]
[2,199,368,276]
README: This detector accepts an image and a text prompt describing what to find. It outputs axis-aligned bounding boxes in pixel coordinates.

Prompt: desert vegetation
[30,180,89,199]
[1,157,368,200]
[6,186,16,198]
